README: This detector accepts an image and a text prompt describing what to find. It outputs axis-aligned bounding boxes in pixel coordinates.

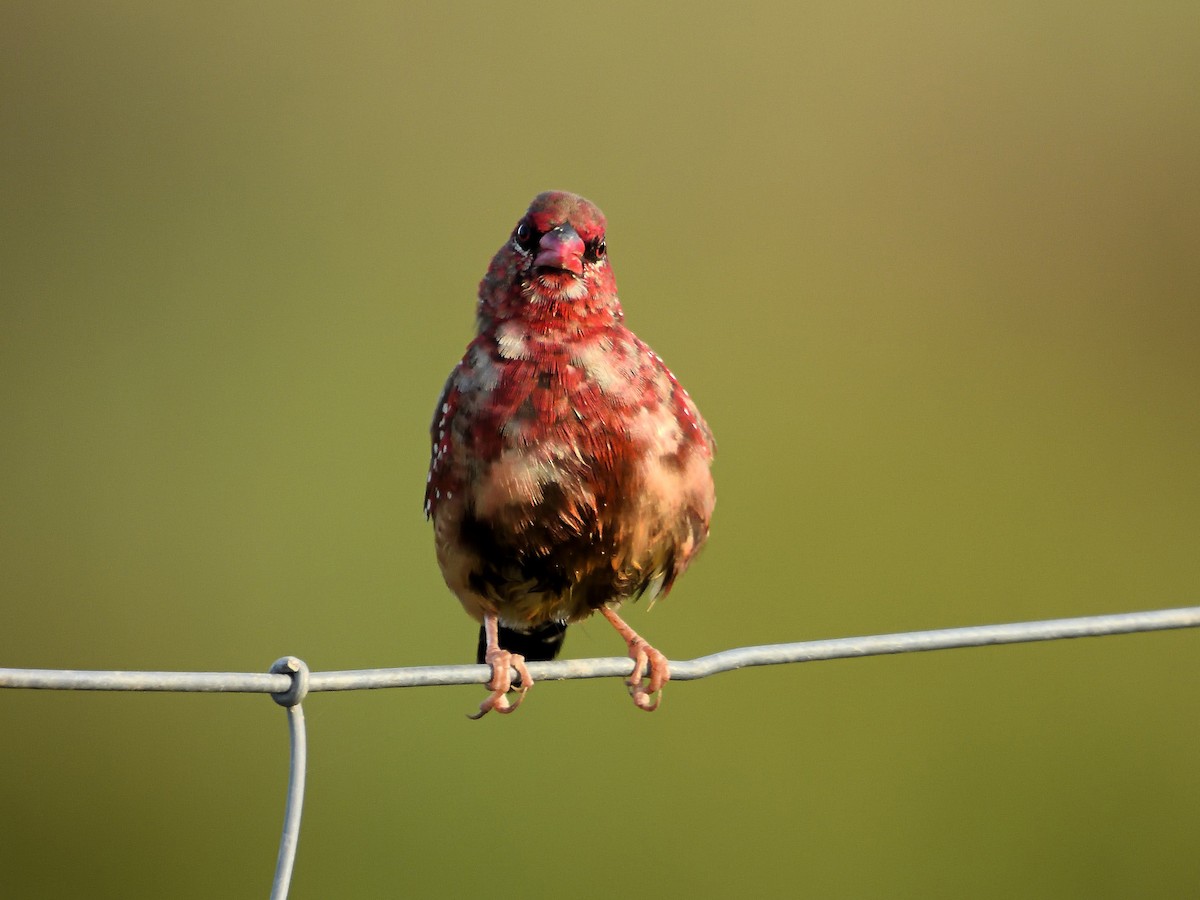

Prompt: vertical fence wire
[269,657,310,900]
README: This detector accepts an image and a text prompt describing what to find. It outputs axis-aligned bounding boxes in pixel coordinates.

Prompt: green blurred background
[3,3,1198,898]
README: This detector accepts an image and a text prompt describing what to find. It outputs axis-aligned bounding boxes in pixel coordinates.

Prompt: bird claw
[626,638,669,712]
[467,648,531,720]
[599,605,670,712]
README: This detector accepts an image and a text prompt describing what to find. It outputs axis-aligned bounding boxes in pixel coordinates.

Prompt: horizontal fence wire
[3,605,1199,694]
[3,604,1198,900]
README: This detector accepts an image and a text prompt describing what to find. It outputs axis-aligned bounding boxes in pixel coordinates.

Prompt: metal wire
[3,606,1198,694]
[269,657,309,900]
[2,605,1198,900]
[270,703,306,900]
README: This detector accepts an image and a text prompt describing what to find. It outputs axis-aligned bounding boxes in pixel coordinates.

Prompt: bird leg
[468,613,532,720]
[600,606,670,712]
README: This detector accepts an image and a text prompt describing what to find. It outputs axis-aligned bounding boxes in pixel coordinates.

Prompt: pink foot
[469,615,532,719]
[600,606,670,712]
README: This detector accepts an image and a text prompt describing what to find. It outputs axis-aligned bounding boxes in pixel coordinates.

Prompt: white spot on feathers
[496,321,531,360]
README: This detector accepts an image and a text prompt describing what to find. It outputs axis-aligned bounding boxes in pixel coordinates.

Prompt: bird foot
[600,606,670,712]
[626,637,669,712]
[467,647,531,720]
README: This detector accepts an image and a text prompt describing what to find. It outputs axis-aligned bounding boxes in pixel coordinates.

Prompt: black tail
[477,621,568,664]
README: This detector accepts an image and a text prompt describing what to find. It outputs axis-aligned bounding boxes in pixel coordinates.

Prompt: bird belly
[434,443,712,632]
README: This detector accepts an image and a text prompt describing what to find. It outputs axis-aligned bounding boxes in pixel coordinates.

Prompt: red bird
[425,191,715,717]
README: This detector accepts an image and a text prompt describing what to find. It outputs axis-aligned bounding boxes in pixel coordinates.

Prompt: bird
[425,191,715,718]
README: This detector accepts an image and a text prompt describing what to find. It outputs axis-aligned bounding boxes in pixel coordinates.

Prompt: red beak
[534,224,585,276]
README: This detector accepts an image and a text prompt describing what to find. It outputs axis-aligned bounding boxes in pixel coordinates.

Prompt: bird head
[477,191,622,331]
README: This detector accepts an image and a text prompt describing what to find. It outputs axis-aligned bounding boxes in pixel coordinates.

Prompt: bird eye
[585,238,607,263]
[513,221,536,250]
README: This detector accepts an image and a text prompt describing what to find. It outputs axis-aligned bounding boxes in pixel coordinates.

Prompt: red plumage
[426,191,715,716]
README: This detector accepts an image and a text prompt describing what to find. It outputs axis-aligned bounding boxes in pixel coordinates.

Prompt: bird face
[479,191,620,325]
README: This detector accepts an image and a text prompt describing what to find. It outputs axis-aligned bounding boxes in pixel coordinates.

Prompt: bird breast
[432,324,714,627]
